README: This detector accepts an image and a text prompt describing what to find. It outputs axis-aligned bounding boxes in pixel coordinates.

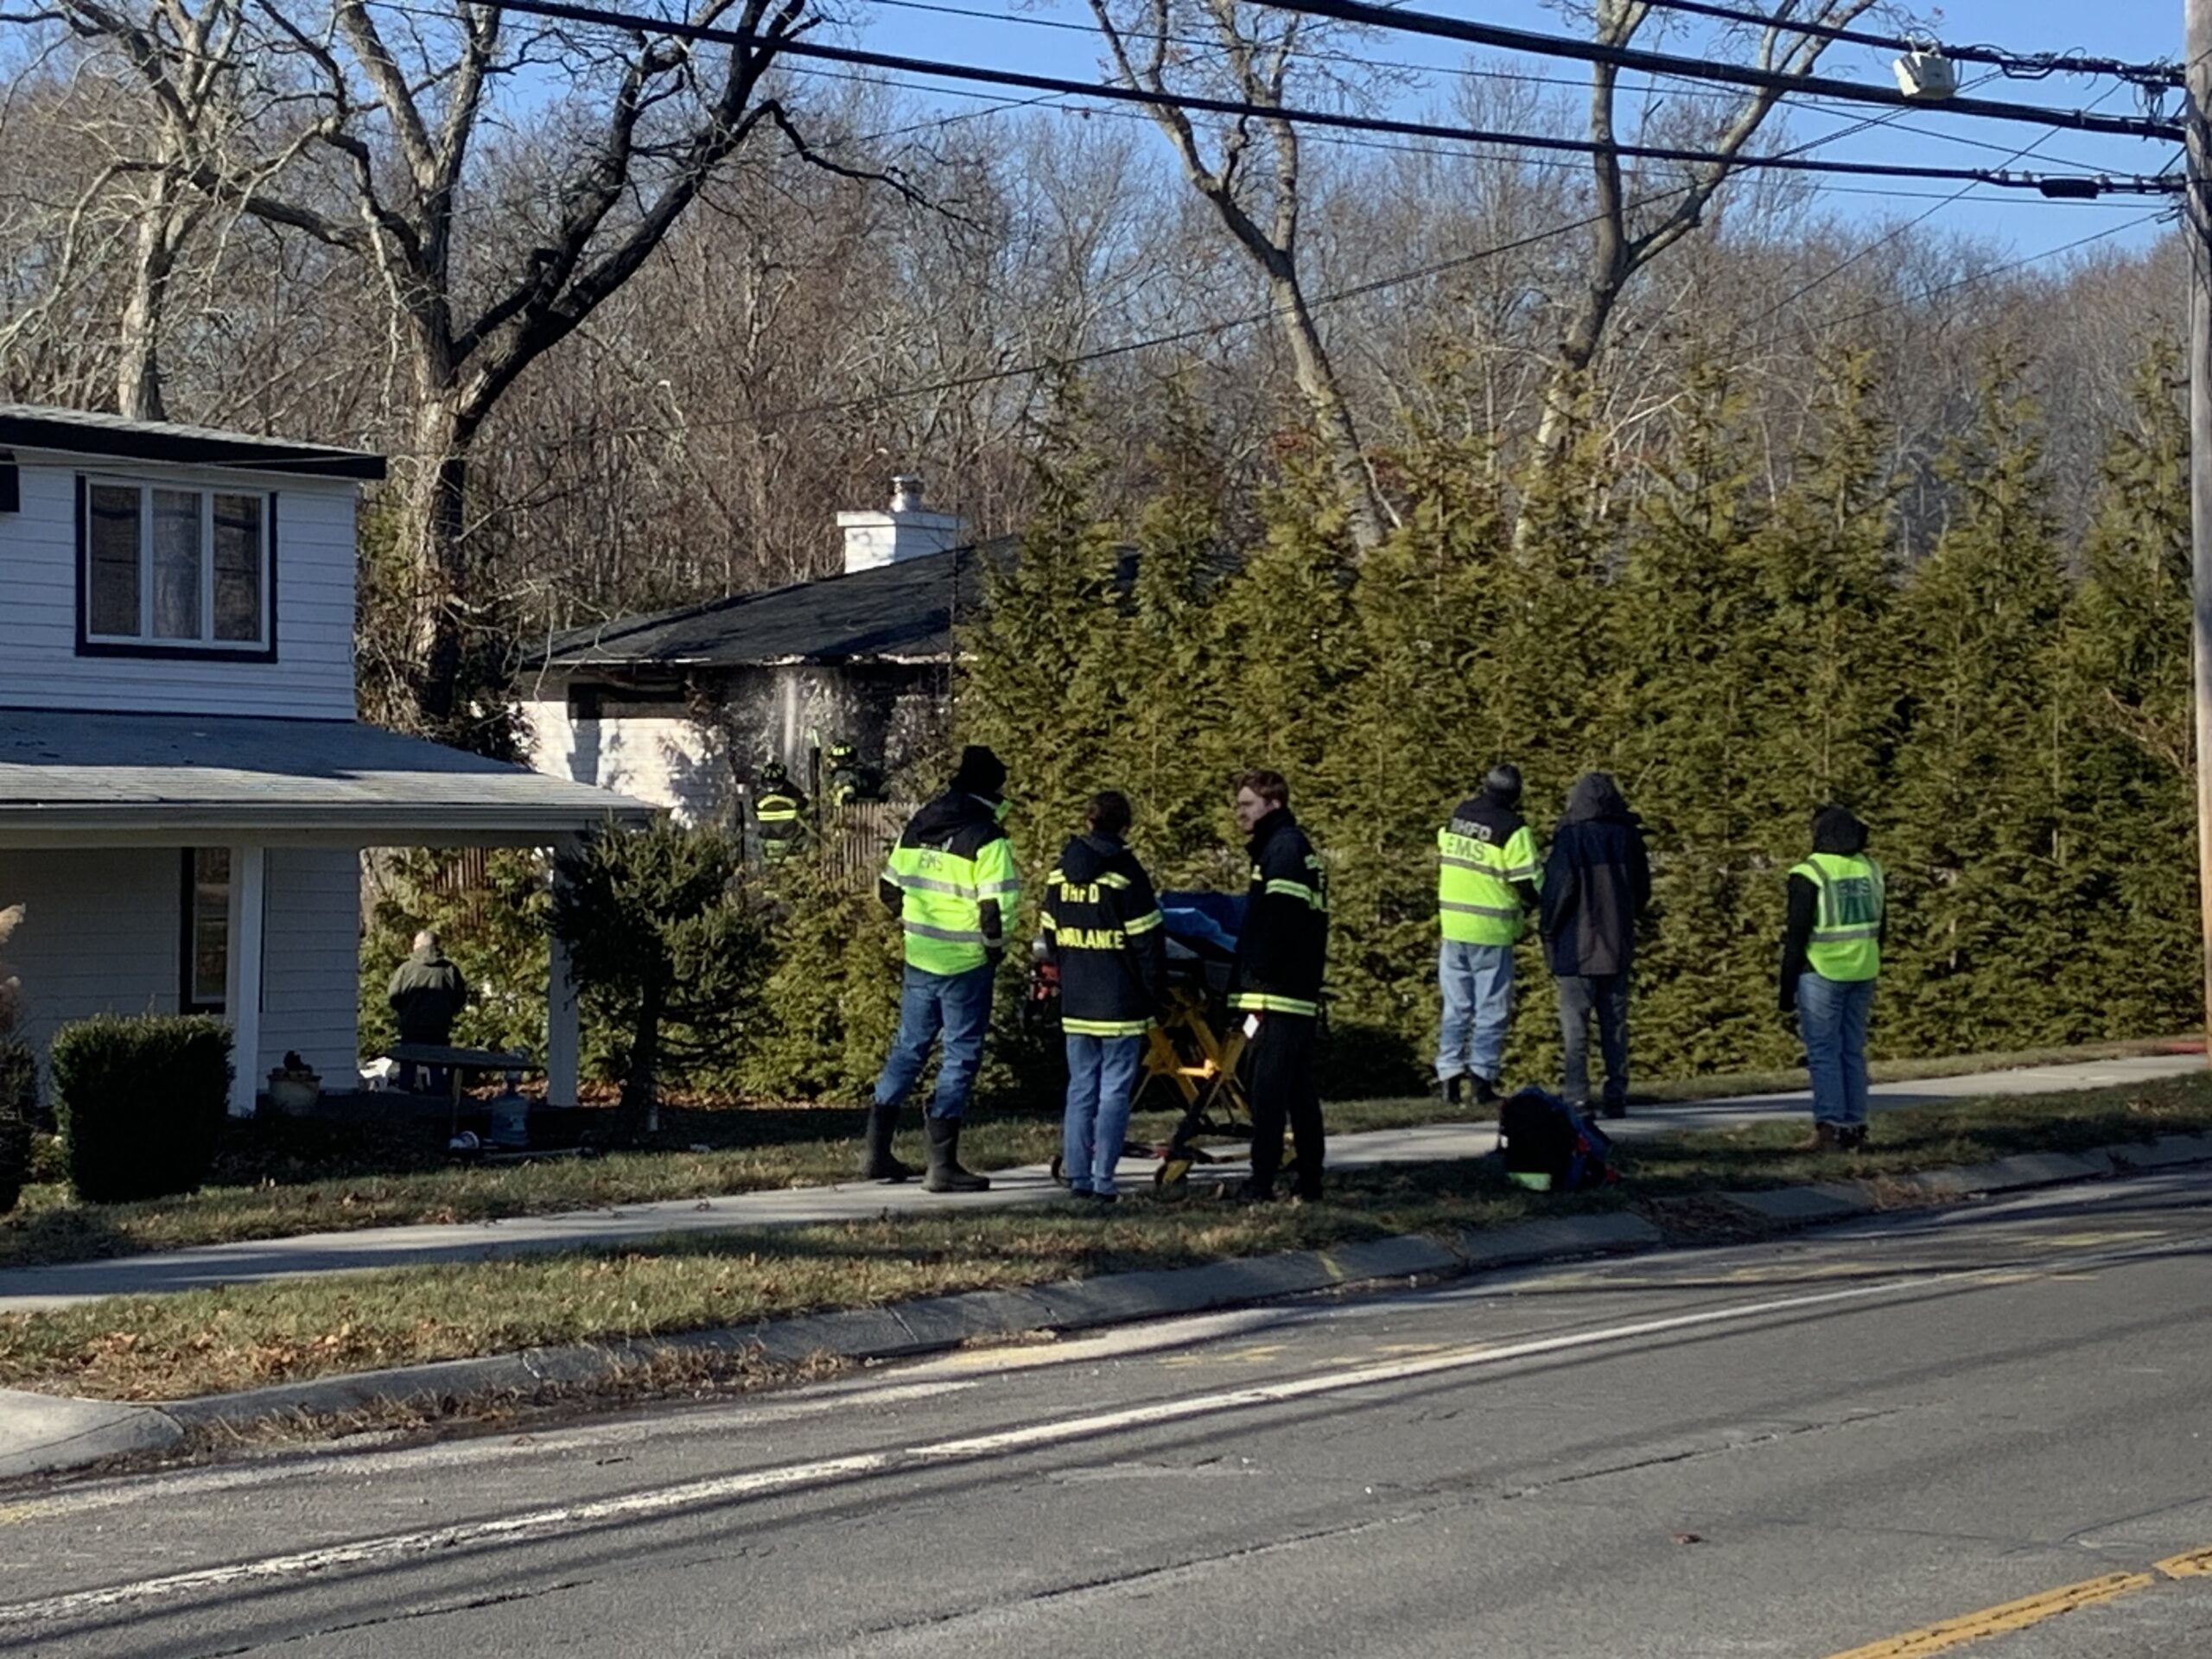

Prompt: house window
[81,480,274,658]
[181,849,230,1014]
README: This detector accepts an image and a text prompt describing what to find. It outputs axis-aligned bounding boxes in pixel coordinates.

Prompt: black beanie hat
[951,744,1007,798]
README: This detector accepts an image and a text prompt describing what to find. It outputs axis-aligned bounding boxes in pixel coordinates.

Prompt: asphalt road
[3,1173,2211,1658]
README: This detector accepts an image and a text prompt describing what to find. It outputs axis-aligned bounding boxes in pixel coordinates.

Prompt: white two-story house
[0,406,650,1114]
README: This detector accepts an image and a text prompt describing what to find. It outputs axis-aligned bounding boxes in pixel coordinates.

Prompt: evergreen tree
[2054,347,2197,1036]
[1884,379,2073,1052]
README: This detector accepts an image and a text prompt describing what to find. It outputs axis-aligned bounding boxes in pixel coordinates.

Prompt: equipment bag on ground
[1497,1089,1618,1192]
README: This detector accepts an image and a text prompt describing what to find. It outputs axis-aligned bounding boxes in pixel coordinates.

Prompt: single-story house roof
[540,543,1001,672]
[0,405,386,481]
[0,709,653,846]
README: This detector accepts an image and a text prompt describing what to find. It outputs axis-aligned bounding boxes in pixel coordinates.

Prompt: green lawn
[5,1066,2209,1403]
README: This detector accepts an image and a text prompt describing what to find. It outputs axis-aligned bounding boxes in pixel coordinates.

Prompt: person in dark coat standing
[387,930,467,1093]
[1043,791,1167,1203]
[1539,772,1651,1120]
[1225,769,1329,1203]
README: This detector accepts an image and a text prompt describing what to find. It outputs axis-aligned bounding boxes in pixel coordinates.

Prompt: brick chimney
[838,474,963,575]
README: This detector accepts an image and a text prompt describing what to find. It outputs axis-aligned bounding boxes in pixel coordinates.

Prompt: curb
[6,1133,2210,1483]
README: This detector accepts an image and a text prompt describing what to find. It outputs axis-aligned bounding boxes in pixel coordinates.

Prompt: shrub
[50,1014,234,1203]
[0,1038,29,1216]
[0,901,27,1215]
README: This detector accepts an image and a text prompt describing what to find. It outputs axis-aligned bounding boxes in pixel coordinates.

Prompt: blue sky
[836,0,2182,259]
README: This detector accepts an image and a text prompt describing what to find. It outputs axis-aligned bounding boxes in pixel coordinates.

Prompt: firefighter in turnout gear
[1042,791,1167,1203]
[1225,769,1328,1204]
[753,761,807,866]
[1434,763,1541,1107]
[861,745,1020,1192]
[824,741,883,806]
[1780,804,1885,1152]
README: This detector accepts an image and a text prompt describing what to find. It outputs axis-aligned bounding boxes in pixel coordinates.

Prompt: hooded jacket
[878,789,1020,975]
[1044,833,1167,1037]
[1779,807,1883,1007]
[1230,806,1329,1018]
[1539,774,1651,979]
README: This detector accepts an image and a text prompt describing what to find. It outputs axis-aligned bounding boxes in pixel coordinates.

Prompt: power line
[477,0,2177,194]
[834,0,2115,173]
[1236,0,2174,140]
[1636,0,2183,91]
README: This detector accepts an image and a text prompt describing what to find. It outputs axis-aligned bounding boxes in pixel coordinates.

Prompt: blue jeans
[1063,1033,1145,1195]
[1797,973,1875,1126]
[874,963,995,1121]
[1437,940,1515,1084]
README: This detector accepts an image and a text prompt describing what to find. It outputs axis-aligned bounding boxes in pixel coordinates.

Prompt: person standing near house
[753,760,807,866]
[1781,804,1885,1152]
[824,742,883,807]
[1539,772,1650,1121]
[386,929,467,1093]
[1043,791,1166,1204]
[1225,769,1329,1205]
[860,745,1020,1193]
[1434,763,1541,1107]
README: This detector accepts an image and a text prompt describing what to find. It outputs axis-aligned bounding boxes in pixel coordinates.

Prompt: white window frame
[80,475,272,653]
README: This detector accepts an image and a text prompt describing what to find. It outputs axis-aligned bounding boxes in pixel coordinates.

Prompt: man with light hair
[387,928,468,1092]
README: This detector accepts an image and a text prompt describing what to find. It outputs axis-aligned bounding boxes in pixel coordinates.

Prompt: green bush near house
[50,1014,233,1203]
[0,1039,30,1217]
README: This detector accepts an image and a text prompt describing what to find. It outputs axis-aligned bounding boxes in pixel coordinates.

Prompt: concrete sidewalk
[0,1052,2196,1313]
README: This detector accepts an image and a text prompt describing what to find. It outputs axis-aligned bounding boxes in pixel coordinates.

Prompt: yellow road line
[1823,1570,2157,1658]
[2157,1544,2212,1580]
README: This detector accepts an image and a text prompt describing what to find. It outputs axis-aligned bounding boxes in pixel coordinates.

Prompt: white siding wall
[522,699,725,825]
[259,849,360,1082]
[0,846,362,1096]
[0,449,358,718]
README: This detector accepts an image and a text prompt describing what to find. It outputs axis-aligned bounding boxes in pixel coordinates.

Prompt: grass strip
[1,1036,2191,1271]
[6,1070,2211,1404]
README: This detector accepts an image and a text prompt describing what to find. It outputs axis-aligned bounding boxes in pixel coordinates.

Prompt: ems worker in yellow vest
[1780,804,1885,1152]
[861,745,1020,1192]
[1042,791,1166,1204]
[1434,764,1541,1106]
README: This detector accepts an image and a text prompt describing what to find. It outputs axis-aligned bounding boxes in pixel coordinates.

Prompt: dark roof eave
[0,411,386,480]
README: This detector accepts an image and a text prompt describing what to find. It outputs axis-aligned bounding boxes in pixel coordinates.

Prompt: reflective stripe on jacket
[1792,852,1884,982]
[1044,833,1166,1037]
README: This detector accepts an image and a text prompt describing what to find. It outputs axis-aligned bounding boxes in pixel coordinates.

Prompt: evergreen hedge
[946,364,2200,1093]
[51,1014,233,1203]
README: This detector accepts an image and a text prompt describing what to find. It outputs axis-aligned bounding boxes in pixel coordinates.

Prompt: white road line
[0,1266,1993,1630]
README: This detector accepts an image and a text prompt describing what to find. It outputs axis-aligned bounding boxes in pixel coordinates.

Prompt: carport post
[225,843,266,1117]
[545,847,580,1109]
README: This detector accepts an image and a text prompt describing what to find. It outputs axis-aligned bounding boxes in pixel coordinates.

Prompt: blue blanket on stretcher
[1160,890,1243,958]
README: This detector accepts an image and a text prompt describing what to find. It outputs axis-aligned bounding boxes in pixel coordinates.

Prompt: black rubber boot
[859,1102,917,1182]
[923,1116,990,1193]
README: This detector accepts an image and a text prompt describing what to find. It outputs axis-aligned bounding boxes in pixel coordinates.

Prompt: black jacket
[1779,806,1883,1008]
[1540,774,1651,979]
[878,790,1014,950]
[1230,806,1328,1017]
[1044,833,1166,1034]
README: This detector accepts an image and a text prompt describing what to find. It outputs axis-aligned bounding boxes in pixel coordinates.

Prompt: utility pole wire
[473,0,2180,191]
[1237,0,2175,140]
[1638,0,2183,90]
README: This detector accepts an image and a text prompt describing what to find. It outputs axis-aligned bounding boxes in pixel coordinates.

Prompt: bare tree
[51,0,815,741]
[1531,0,1879,477]
[1087,0,1393,551]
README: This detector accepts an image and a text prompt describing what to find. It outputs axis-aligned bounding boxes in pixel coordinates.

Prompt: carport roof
[0,709,652,846]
